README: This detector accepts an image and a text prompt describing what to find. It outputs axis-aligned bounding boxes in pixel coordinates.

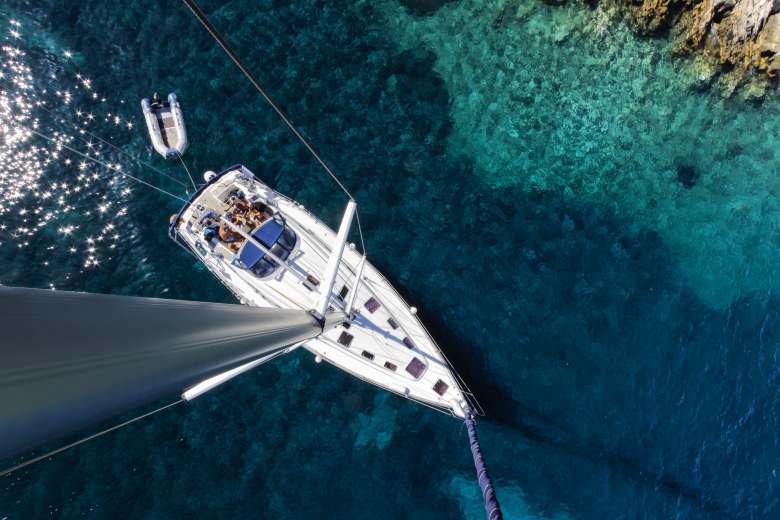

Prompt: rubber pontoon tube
[141,93,188,159]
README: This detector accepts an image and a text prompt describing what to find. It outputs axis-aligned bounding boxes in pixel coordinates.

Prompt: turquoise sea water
[2,0,780,518]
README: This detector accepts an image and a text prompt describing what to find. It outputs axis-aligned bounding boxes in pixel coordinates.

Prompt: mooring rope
[0,399,184,478]
[464,412,503,520]
[38,100,198,197]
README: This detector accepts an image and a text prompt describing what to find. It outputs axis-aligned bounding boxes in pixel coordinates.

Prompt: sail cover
[0,286,339,460]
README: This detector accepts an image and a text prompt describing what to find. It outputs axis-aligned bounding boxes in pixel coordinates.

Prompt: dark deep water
[2,0,780,518]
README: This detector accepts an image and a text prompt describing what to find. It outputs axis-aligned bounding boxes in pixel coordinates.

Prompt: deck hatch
[361,350,375,360]
[405,357,426,379]
[403,337,415,349]
[364,297,380,313]
[238,220,285,268]
[338,331,353,347]
[384,361,397,371]
[433,379,449,396]
[387,317,399,329]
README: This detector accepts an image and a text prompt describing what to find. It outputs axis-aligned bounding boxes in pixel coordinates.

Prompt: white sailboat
[0,2,503,517]
[169,164,479,417]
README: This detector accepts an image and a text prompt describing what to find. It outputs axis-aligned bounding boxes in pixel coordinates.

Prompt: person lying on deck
[218,222,241,243]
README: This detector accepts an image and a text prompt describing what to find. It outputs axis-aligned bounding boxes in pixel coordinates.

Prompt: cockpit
[235,216,297,277]
[196,187,298,278]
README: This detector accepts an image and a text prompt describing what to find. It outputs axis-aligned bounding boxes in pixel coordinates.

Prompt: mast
[0,286,344,460]
[316,200,356,318]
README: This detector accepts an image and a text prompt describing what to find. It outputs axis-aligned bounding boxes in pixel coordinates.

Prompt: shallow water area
[0,0,779,519]
[384,0,780,308]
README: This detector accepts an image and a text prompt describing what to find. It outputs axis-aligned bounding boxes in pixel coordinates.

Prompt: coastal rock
[754,10,780,76]
[627,0,687,34]
[594,0,780,84]
[687,0,778,69]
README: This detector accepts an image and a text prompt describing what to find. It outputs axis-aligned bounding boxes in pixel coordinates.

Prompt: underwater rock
[686,54,719,90]
[675,163,700,189]
[397,0,455,16]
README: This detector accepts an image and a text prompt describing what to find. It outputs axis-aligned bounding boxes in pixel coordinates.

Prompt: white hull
[170,165,477,417]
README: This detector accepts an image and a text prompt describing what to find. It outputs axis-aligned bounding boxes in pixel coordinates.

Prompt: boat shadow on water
[424,313,736,520]
[369,178,762,520]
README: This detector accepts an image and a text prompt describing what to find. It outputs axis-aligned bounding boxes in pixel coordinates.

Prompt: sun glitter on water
[0,18,142,287]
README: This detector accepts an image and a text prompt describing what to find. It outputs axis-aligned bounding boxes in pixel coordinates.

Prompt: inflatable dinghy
[141,92,188,159]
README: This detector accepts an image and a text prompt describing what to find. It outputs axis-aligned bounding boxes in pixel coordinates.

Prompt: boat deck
[172,166,473,417]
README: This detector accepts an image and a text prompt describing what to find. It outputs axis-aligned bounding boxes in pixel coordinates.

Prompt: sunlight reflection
[0,20,138,282]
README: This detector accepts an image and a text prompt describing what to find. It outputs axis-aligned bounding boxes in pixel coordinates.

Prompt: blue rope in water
[464,413,503,520]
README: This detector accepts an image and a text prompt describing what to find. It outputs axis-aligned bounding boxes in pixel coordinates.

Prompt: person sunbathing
[234,198,251,213]
[249,209,268,226]
[218,222,241,243]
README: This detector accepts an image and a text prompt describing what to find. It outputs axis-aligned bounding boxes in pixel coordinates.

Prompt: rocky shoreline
[405,0,780,94]
[612,0,780,90]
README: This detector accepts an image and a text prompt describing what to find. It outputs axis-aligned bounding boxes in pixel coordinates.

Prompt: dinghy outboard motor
[141,92,189,159]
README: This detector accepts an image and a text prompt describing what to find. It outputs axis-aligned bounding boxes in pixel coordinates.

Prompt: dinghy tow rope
[34,102,190,190]
[176,153,198,192]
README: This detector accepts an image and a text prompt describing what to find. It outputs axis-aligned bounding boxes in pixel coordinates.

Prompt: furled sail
[0,286,342,460]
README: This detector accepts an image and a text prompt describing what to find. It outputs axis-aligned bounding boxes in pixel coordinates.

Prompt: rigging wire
[354,210,367,261]
[0,399,184,478]
[1,3,378,480]
[34,103,189,189]
[179,0,367,255]
[19,125,189,203]
[180,0,353,200]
